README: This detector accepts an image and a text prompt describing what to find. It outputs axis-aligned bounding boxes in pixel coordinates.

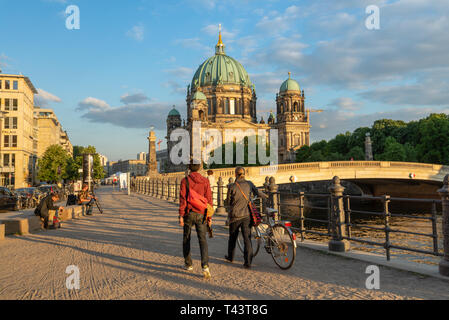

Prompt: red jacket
[179,172,213,217]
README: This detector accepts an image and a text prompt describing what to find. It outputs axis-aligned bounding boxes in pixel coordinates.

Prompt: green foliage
[37,145,70,183]
[295,113,449,165]
[70,145,105,180]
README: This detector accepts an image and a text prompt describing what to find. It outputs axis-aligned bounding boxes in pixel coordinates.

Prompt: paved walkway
[0,187,448,300]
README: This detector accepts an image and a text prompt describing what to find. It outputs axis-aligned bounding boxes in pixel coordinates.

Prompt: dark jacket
[227,178,268,223]
[179,172,213,217]
[39,194,60,218]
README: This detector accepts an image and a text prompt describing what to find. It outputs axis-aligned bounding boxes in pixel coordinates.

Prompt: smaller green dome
[168,106,180,117]
[192,91,207,101]
[280,72,301,93]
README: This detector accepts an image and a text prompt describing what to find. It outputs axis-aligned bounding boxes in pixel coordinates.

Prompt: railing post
[161,179,167,200]
[226,178,234,212]
[438,174,449,277]
[175,177,181,204]
[167,178,173,202]
[146,179,150,195]
[269,177,279,222]
[289,176,295,194]
[216,177,226,215]
[151,178,156,196]
[299,191,305,242]
[155,179,160,198]
[328,176,350,252]
[383,195,391,261]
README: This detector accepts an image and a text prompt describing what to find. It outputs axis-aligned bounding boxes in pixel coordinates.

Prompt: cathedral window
[225,99,230,114]
[230,99,235,115]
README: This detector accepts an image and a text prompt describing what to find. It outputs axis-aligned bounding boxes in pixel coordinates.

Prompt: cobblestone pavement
[0,187,448,300]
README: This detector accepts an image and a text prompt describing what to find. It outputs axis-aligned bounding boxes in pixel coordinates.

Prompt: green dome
[192,91,207,101]
[168,107,180,116]
[280,72,301,93]
[191,54,253,89]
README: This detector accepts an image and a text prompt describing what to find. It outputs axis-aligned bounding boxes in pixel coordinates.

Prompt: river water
[278,193,444,266]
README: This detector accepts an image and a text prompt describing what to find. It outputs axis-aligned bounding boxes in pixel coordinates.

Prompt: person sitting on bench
[78,183,97,216]
[37,192,64,229]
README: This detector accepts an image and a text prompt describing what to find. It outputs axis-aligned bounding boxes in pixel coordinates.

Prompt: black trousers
[227,217,253,266]
[183,212,209,268]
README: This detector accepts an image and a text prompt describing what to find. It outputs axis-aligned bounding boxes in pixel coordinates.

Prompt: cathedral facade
[159,27,311,173]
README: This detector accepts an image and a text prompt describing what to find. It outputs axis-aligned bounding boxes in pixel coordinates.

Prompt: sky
[0,0,448,162]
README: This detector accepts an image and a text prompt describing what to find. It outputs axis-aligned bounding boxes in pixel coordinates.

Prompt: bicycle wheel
[268,224,296,270]
[237,226,261,258]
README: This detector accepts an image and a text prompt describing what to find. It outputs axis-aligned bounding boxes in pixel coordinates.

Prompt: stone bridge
[134,161,449,198]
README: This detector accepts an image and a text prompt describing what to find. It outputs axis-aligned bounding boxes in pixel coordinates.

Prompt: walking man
[225,167,268,268]
[179,163,213,279]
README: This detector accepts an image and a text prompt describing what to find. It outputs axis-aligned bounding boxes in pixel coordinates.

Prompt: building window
[13,81,18,90]
[0,80,2,89]
[12,99,17,111]
[3,154,9,167]
[224,99,229,114]
[4,136,9,148]
[4,118,9,129]
[12,136,17,148]
[11,154,15,167]
[5,80,10,90]
[207,99,212,115]
[5,99,10,111]
[230,99,235,115]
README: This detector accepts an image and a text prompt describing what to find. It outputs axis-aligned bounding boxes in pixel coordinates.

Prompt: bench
[0,205,85,236]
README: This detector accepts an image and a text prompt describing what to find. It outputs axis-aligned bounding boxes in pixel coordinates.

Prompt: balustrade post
[438,174,449,277]
[328,176,350,252]
[151,178,155,196]
[155,179,160,198]
[216,177,226,215]
[167,179,174,202]
[161,179,167,200]
[299,191,305,242]
[226,178,234,212]
[146,180,150,195]
[175,177,181,204]
[269,177,280,221]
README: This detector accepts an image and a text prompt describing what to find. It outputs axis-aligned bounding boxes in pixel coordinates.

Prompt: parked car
[0,187,19,211]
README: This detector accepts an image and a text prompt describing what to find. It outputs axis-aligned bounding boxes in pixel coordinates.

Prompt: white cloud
[126,24,145,42]
[34,88,62,107]
[120,93,150,105]
[77,97,110,111]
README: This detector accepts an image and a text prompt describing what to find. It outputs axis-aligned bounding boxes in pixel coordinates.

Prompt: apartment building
[0,73,38,188]
[34,107,73,157]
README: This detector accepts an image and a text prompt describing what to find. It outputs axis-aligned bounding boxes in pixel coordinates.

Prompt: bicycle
[237,207,297,270]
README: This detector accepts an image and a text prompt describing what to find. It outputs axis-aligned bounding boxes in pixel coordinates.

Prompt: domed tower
[187,24,257,124]
[164,106,186,172]
[276,72,310,163]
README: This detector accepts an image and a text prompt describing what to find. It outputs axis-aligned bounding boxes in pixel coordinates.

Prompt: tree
[347,146,365,160]
[70,145,105,180]
[37,145,70,183]
[375,137,406,161]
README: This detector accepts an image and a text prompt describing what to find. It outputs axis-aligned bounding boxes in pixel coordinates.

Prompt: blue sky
[1,0,448,161]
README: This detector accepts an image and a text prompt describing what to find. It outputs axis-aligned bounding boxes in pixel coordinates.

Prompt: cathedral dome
[168,106,180,117]
[191,25,252,90]
[280,72,300,93]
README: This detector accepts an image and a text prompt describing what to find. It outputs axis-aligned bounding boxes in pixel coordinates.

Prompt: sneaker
[202,266,211,279]
[183,265,193,271]
[224,255,233,263]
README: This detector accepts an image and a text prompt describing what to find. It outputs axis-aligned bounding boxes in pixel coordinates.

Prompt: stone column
[365,133,374,161]
[161,179,167,200]
[147,130,158,175]
[438,174,449,277]
[328,176,350,252]
[216,177,226,215]
[155,179,159,198]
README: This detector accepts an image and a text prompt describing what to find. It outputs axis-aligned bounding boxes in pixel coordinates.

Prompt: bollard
[289,176,295,193]
[151,178,155,196]
[269,177,280,221]
[167,179,173,201]
[155,179,159,198]
[216,177,226,215]
[161,179,166,200]
[438,174,449,277]
[299,191,305,242]
[328,176,350,252]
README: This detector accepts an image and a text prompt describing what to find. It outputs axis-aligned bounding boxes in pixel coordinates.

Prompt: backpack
[185,176,208,215]
[66,194,77,206]
[34,197,45,216]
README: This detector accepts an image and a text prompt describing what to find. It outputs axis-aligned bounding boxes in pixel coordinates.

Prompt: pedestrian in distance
[225,167,268,269]
[179,162,213,279]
